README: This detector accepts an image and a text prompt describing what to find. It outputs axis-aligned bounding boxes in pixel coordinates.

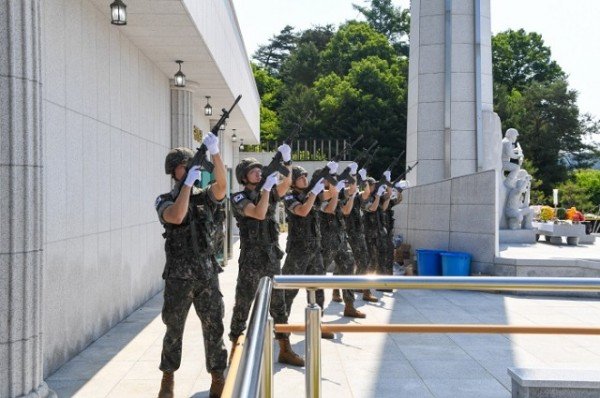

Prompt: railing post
[261,316,274,398]
[305,289,322,398]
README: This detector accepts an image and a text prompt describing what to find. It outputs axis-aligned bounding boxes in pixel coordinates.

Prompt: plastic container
[440,252,471,276]
[415,249,444,276]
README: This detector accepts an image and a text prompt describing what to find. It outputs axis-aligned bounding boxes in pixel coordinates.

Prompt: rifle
[301,134,364,199]
[337,140,377,185]
[371,150,406,195]
[187,95,242,175]
[391,161,418,187]
[254,111,312,191]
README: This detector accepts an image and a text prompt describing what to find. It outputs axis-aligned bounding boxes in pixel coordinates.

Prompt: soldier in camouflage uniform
[319,166,366,319]
[154,133,227,398]
[363,177,393,282]
[228,145,304,367]
[282,165,334,339]
[383,182,404,273]
[342,167,378,302]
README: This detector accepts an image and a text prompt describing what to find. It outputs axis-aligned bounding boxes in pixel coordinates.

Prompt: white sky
[232,0,600,120]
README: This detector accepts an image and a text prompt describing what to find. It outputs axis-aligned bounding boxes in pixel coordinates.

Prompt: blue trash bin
[415,249,444,276]
[440,252,471,276]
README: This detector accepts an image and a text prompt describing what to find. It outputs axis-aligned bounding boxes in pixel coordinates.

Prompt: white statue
[505,170,533,230]
[502,128,524,188]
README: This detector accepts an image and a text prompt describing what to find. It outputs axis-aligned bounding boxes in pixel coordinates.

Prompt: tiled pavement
[47,235,600,397]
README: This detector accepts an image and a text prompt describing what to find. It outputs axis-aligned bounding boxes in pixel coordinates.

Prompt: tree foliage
[253,25,298,75]
[353,0,410,56]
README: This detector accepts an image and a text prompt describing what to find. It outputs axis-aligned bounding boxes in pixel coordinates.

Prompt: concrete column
[0,1,55,397]
[170,80,199,148]
[406,0,493,186]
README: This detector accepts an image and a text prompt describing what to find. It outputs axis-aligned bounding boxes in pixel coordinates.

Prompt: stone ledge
[508,367,600,389]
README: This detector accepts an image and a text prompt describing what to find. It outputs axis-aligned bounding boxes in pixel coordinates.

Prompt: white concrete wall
[394,169,498,274]
[41,0,170,375]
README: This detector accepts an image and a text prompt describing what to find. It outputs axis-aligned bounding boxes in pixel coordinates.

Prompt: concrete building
[0,0,259,396]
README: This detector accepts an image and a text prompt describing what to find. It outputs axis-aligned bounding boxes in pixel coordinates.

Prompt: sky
[232,0,600,123]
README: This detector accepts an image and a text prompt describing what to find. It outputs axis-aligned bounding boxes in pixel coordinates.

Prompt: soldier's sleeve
[270,186,280,203]
[230,191,253,215]
[283,192,301,212]
[362,196,376,212]
[155,194,174,224]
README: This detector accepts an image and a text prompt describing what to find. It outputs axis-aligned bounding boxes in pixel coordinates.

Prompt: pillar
[170,80,199,148]
[0,0,56,397]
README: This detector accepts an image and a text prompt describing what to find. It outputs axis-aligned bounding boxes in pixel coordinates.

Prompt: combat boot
[331,289,343,302]
[277,338,305,367]
[343,304,366,318]
[157,371,174,398]
[362,289,378,303]
[209,370,225,398]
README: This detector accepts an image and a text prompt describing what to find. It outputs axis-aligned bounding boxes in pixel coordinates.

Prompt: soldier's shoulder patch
[232,193,246,203]
[284,194,294,201]
[155,194,171,210]
[154,196,162,209]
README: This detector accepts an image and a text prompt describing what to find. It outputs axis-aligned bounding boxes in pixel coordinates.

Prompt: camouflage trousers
[282,240,325,313]
[159,275,227,373]
[229,243,289,340]
[385,230,395,273]
[322,241,355,305]
[347,232,370,275]
[365,232,391,275]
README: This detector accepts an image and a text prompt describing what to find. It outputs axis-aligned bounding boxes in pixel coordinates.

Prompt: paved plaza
[47,236,600,397]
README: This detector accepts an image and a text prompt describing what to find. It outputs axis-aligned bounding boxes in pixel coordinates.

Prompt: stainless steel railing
[225,275,600,398]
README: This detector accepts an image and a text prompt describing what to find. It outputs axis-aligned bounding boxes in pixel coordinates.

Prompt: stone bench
[508,367,600,398]
[532,222,586,245]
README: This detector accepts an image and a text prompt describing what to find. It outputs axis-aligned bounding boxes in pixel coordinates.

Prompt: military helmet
[235,157,262,184]
[291,165,308,182]
[165,147,194,175]
[365,177,377,185]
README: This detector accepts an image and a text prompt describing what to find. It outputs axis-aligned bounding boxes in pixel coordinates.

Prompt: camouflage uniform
[383,196,401,271]
[344,193,370,276]
[320,191,355,304]
[155,183,227,373]
[363,193,390,275]
[282,189,325,311]
[229,187,289,340]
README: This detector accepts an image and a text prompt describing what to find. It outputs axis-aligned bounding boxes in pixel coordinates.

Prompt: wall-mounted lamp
[219,121,226,131]
[174,60,186,87]
[231,129,237,142]
[204,96,212,116]
[110,0,127,25]
[239,138,245,151]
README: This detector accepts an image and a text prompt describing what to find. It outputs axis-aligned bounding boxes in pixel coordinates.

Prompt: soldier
[363,177,392,281]
[282,165,334,339]
[319,166,366,319]
[154,133,227,398]
[342,167,378,302]
[228,145,304,367]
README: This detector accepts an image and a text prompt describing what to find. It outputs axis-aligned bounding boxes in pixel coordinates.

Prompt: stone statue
[505,170,534,230]
[502,128,524,188]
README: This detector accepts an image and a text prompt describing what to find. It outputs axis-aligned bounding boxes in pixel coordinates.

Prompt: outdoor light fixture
[174,60,186,87]
[204,96,213,116]
[231,129,238,143]
[110,0,127,25]
[239,138,245,151]
[219,121,226,131]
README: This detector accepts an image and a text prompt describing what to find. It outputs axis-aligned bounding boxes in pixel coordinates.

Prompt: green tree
[557,169,600,212]
[252,64,283,139]
[353,0,410,56]
[319,21,398,77]
[280,42,321,87]
[297,25,335,52]
[253,25,299,75]
[522,158,547,205]
[492,29,564,93]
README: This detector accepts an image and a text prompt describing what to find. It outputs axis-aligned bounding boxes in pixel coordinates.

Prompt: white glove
[278,144,292,163]
[383,170,391,182]
[203,132,219,155]
[376,185,386,197]
[348,162,358,175]
[395,180,409,190]
[262,172,278,192]
[184,165,202,187]
[327,161,338,174]
[335,180,346,191]
[310,178,325,196]
[358,168,367,181]
[391,190,398,201]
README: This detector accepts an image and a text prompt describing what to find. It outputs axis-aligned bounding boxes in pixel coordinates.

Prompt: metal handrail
[228,277,273,398]
[273,275,600,291]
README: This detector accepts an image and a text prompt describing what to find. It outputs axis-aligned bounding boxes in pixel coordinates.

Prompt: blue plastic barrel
[440,252,471,276]
[415,249,444,276]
